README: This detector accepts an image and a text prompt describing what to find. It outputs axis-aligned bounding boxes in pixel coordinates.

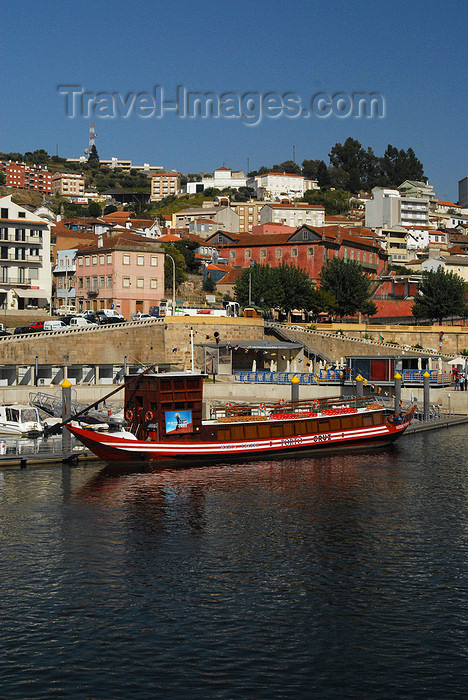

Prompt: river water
[1,426,467,699]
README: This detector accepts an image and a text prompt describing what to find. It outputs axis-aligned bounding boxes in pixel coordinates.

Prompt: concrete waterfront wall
[300,323,468,356]
[0,316,264,368]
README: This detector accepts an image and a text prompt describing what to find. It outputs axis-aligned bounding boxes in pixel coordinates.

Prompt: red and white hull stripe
[68,419,411,465]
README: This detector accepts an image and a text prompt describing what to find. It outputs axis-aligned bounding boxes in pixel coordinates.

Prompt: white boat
[0,404,44,436]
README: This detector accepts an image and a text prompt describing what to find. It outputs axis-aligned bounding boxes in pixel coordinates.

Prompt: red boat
[68,372,416,466]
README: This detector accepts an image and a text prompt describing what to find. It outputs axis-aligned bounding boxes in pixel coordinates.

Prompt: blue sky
[1,0,466,200]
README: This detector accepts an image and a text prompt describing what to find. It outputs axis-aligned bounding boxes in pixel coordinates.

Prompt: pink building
[75,233,165,317]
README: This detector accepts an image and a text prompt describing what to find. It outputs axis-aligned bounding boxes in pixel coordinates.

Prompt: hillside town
[0,141,467,324]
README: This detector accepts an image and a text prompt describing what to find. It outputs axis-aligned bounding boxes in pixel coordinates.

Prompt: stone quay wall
[0,317,264,368]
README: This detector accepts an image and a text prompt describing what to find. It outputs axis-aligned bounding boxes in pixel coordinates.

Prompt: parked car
[69,317,98,328]
[56,305,77,316]
[29,320,45,330]
[96,312,126,325]
[0,330,11,337]
[14,326,39,335]
[43,320,67,331]
[59,315,76,326]
[80,312,103,325]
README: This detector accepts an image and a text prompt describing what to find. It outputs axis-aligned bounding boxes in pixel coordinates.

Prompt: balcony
[0,276,32,285]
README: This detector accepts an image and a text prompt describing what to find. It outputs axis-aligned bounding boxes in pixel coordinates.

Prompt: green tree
[319,257,374,318]
[317,160,331,189]
[380,145,425,187]
[160,243,187,292]
[203,276,216,292]
[87,144,100,167]
[234,264,279,310]
[173,239,201,274]
[309,287,338,315]
[272,160,302,175]
[302,189,350,214]
[87,201,102,217]
[234,263,314,317]
[302,159,321,180]
[412,268,466,324]
[329,138,371,192]
[0,172,5,186]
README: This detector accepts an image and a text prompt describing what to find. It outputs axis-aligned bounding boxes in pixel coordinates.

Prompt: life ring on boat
[145,410,154,421]
[312,399,319,410]
[125,409,133,421]
[259,403,266,413]
[279,398,285,406]
[225,402,233,410]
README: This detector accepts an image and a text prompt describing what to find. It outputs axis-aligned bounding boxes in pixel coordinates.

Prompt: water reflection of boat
[68,372,416,468]
[0,404,44,436]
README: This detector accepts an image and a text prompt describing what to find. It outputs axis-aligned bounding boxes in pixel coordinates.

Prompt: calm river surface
[1,426,467,699]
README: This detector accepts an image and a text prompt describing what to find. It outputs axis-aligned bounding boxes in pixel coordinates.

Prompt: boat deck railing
[209,395,387,421]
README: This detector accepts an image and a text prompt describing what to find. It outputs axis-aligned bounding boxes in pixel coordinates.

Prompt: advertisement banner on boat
[165,410,193,435]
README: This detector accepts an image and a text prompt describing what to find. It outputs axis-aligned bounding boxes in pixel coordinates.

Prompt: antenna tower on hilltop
[84,122,97,157]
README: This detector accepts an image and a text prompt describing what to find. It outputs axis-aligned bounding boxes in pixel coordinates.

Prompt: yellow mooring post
[290,374,300,402]
[61,379,73,455]
[423,371,431,421]
[355,374,364,398]
[394,372,402,414]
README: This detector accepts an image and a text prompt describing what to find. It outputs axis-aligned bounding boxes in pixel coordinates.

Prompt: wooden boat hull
[68,416,412,466]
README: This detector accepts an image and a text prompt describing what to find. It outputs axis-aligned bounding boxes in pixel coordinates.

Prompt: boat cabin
[124,372,205,441]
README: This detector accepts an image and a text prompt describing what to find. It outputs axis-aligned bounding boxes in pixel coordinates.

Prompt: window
[107,254,112,264]
[260,248,267,258]
[302,230,309,240]
[100,276,105,287]
[137,255,144,266]
[78,257,83,266]
[85,277,90,290]
[137,277,144,288]
[122,276,130,288]
[107,275,113,287]
[275,248,282,258]
[291,247,298,257]
[78,277,83,288]
[307,246,314,256]
[0,228,7,240]
[99,255,105,265]
[245,249,251,259]
[92,276,98,291]
[1,208,8,218]
[85,256,90,266]
[123,254,130,265]
[150,278,158,289]
[92,256,97,265]
[230,250,236,259]
[18,212,25,218]
[151,256,158,266]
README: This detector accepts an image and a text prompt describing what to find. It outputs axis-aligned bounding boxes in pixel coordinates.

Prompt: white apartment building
[53,172,85,197]
[365,187,430,229]
[184,167,247,194]
[0,195,52,310]
[248,172,318,200]
[260,203,325,228]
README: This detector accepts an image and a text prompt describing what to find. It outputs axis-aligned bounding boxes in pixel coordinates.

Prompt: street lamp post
[165,253,176,314]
